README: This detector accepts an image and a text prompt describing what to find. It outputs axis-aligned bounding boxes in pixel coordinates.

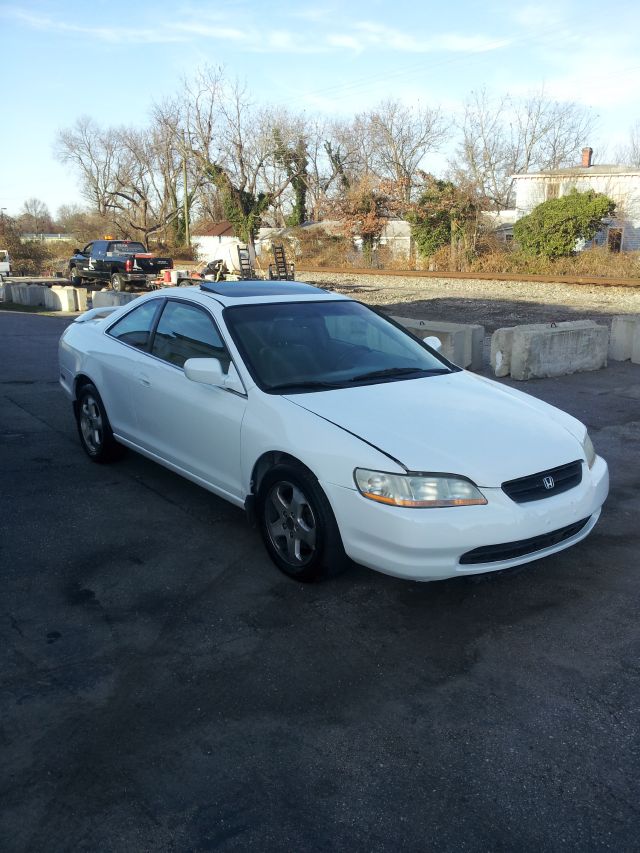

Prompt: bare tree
[19,198,53,233]
[183,69,299,246]
[453,88,596,209]
[368,99,449,203]
[56,112,187,243]
[615,120,640,167]
[56,117,118,216]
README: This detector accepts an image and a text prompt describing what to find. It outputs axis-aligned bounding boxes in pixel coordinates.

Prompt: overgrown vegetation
[467,246,640,278]
[407,177,481,265]
[0,217,52,275]
[513,190,616,258]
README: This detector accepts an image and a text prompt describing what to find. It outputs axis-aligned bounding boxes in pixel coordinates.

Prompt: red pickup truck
[69,240,173,291]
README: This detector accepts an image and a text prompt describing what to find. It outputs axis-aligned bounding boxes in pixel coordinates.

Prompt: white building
[191,221,255,272]
[510,148,640,252]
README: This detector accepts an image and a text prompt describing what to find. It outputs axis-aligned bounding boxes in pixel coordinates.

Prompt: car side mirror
[184,358,245,393]
[424,335,442,352]
[74,248,82,255]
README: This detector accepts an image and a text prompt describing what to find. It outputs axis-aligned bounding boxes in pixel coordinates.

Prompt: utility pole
[182,133,190,249]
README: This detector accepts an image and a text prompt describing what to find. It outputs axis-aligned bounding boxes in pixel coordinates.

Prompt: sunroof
[199,281,324,298]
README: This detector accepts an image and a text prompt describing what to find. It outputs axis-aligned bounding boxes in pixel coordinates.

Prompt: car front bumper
[322,456,609,581]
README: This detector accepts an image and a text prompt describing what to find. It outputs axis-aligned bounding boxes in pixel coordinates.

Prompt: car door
[100,298,166,440]
[132,298,247,501]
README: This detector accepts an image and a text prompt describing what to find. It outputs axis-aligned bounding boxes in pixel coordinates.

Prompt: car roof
[161,281,349,308]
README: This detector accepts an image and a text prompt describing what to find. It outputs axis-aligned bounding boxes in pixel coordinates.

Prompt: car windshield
[107,242,147,254]
[224,300,455,392]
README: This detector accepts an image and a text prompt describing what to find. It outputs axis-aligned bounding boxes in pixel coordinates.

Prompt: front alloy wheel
[265,480,318,568]
[257,464,348,582]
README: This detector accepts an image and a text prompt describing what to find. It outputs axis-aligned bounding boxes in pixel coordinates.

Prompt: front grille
[459,517,591,565]
[502,460,583,503]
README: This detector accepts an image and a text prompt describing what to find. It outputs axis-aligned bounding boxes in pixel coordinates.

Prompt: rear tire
[111,273,127,292]
[257,463,348,582]
[75,383,123,463]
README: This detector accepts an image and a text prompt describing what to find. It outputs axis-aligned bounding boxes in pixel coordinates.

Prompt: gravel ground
[302,271,640,333]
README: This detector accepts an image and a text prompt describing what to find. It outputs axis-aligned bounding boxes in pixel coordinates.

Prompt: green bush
[513,190,616,259]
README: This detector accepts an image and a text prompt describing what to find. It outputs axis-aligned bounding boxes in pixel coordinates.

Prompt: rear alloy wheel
[257,464,348,582]
[75,383,123,463]
[110,273,127,292]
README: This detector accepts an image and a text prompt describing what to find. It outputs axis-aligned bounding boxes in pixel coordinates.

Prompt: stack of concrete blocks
[491,320,609,380]
[391,316,485,370]
[1,282,89,312]
[608,315,640,365]
[9,283,50,307]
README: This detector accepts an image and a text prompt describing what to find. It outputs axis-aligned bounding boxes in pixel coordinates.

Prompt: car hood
[287,371,586,487]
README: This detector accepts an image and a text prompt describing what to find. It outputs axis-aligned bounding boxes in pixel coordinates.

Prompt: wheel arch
[245,451,318,521]
[72,373,97,411]
[249,451,317,496]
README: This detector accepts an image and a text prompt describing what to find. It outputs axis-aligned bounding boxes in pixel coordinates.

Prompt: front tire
[257,464,348,582]
[75,383,123,463]
[69,266,83,286]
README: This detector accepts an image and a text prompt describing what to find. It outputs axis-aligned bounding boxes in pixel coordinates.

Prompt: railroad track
[297,266,640,288]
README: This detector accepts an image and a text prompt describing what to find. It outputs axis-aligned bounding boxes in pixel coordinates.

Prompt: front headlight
[354,469,487,508]
[582,432,596,469]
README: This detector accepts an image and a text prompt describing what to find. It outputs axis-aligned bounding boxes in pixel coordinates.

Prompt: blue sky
[1,0,639,217]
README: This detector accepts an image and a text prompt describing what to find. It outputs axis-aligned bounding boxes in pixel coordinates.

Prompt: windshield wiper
[267,379,345,392]
[349,367,450,382]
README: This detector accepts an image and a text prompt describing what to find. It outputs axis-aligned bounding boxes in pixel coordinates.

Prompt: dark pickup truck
[69,240,173,291]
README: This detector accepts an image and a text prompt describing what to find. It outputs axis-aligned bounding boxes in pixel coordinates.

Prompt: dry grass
[469,247,640,278]
[295,234,640,280]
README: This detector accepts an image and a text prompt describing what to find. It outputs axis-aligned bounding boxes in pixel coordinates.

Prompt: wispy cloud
[3,5,509,57]
[328,21,509,54]
[511,2,567,29]
[2,8,187,43]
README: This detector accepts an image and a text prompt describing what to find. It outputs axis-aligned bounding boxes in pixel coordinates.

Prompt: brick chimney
[581,147,593,168]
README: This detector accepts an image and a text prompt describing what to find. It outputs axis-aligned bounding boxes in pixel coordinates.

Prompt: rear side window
[107,300,162,350]
[151,301,230,370]
[107,242,147,254]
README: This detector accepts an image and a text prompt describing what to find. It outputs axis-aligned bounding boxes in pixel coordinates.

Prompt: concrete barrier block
[510,323,609,380]
[74,288,89,311]
[433,327,468,366]
[469,324,485,371]
[631,324,640,365]
[491,321,601,378]
[51,286,78,311]
[609,315,640,361]
[44,288,63,310]
[391,316,484,369]
[26,285,49,306]
[91,291,140,308]
[490,327,514,377]
[13,284,48,306]
[11,284,27,304]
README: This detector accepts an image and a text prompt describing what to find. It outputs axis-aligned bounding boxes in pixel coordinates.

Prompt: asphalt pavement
[1,310,639,852]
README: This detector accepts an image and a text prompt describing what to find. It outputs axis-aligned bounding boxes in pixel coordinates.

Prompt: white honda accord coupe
[58,281,608,583]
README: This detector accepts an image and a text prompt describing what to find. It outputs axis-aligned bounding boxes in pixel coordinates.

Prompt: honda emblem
[543,476,555,490]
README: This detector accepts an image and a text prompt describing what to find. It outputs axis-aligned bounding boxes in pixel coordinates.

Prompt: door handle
[136,373,151,387]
